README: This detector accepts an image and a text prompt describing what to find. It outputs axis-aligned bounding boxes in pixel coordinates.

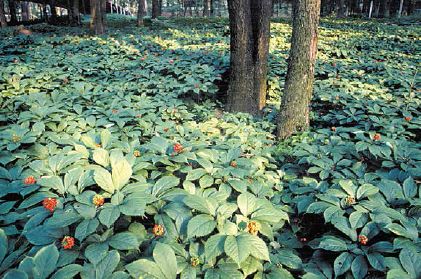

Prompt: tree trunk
[9,0,18,24]
[277,0,321,139]
[210,0,214,15]
[50,0,58,22]
[203,0,210,16]
[0,0,7,27]
[368,0,374,17]
[227,0,271,115]
[137,0,147,25]
[337,0,346,17]
[21,2,30,21]
[397,0,403,17]
[72,0,80,25]
[152,0,160,18]
[90,0,105,34]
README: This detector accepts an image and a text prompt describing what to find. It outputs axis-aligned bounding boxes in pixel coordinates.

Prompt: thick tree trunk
[152,0,160,18]
[9,0,18,24]
[277,0,321,139]
[90,0,105,34]
[137,0,147,25]
[227,0,271,115]
[0,0,7,27]
[210,0,214,15]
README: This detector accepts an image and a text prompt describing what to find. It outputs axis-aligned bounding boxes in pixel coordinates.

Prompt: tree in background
[226,0,271,115]
[152,0,161,18]
[91,0,106,34]
[277,0,321,139]
[0,0,7,27]
[137,0,147,25]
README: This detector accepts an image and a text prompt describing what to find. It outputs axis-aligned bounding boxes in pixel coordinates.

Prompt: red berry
[42,198,58,212]
[152,224,165,237]
[358,235,368,245]
[173,143,183,153]
[24,176,36,185]
[404,116,412,122]
[373,133,381,141]
[62,236,75,249]
[92,194,105,207]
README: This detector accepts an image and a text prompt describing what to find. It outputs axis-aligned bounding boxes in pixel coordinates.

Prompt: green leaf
[110,150,132,190]
[334,252,353,277]
[32,244,59,279]
[98,205,120,227]
[93,149,110,167]
[187,214,216,238]
[51,264,83,279]
[199,175,214,188]
[356,184,379,199]
[94,167,115,194]
[109,232,139,250]
[3,270,28,279]
[75,218,99,241]
[205,234,227,261]
[403,177,417,199]
[237,192,257,216]
[338,180,356,196]
[96,250,120,279]
[224,235,244,265]
[126,259,164,278]
[152,176,180,197]
[399,248,420,278]
[153,242,177,279]
[319,236,348,251]
[0,229,8,263]
[367,252,386,271]
[38,176,64,194]
[238,234,270,262]
[351,255,368,279]
[85,242,108,265]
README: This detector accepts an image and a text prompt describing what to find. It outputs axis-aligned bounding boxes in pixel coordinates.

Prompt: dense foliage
[0,16,420,279]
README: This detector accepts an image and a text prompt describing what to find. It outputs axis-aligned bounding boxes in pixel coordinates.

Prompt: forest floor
[0,15,420,279]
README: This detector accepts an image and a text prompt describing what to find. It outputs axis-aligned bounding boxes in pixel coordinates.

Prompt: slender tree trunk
[277,0,321,139]
[137,0,147,25]
[90,0,105,34]
[50,0,58,22]
[210,0,214,15]
[397,0,403,17]
[368,0,374,17]
[0,0,7,27]
[152,0,159,18]
[227,0,271,115]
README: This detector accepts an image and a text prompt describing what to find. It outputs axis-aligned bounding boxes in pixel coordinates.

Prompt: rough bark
[90,0,105,34]
[0,0,7,27]
[137,0,147,25]
[277,0,321,139]
[227,0,271,115]
[152,0,160,18]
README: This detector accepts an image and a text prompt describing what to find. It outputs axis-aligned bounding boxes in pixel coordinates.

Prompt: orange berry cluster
[24,176,36,185]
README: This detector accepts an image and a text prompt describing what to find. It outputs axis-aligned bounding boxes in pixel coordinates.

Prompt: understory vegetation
[0,16,420,279]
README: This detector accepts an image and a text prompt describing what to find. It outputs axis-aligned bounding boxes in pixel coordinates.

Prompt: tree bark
[152,0,160,18]
[90,0,105,34]
[9,0,18,24]
[337,0,346,17]
[277,0,321,139]
[397,0,403,17]
[137,0,147,25]
[227,0,272,115]
[203,0,210,16]
[21,2,30,21]
[72,0,80,25]
[0,0,7,27]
